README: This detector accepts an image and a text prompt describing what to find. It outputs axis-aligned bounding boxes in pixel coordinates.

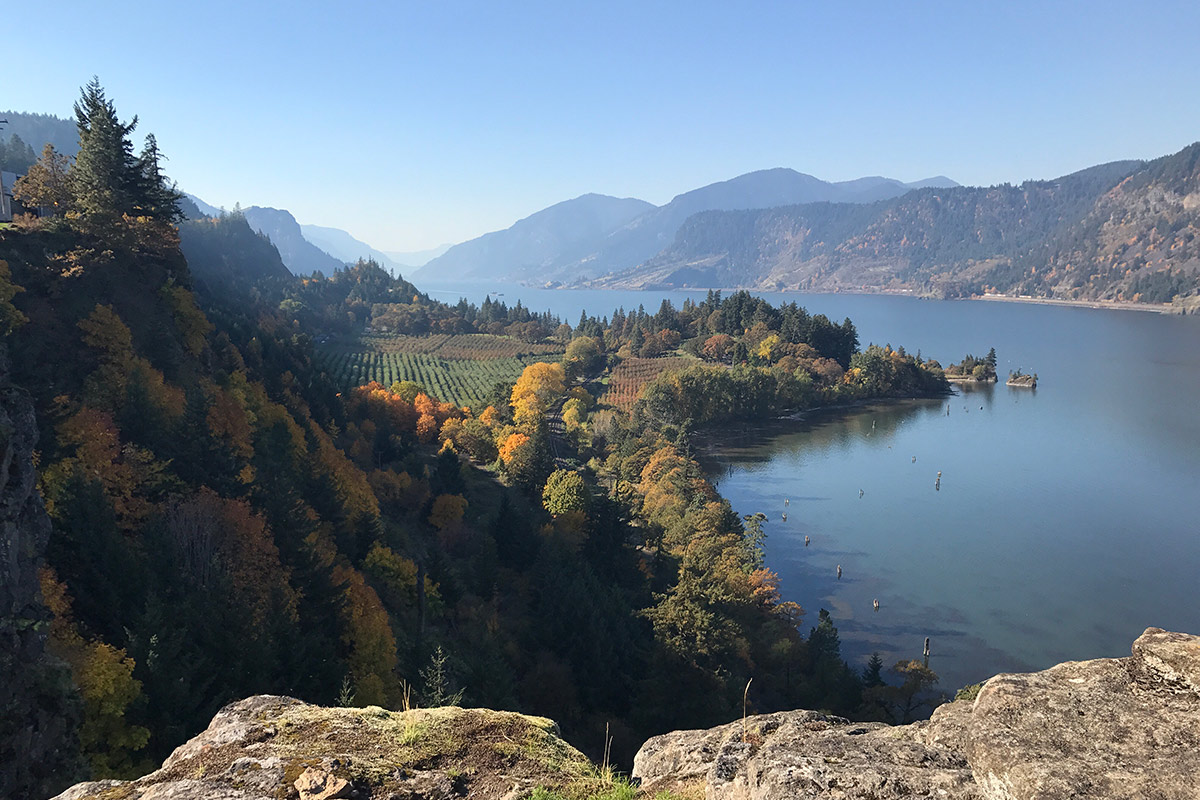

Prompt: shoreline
[973,293,1172,314]
[561,281,1183,315]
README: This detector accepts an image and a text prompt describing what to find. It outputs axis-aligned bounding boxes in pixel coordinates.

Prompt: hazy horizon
[6,1,1200,251]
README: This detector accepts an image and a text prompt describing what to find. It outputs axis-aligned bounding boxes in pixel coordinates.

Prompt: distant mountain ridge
[416,169,958,284]
[414,193,655,283]
[598,144,1200,305]
[385,243,452,268]
[300,224,405,272]
[241,206,344,275]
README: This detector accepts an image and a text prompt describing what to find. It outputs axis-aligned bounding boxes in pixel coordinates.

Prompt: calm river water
[420,280,1200,692]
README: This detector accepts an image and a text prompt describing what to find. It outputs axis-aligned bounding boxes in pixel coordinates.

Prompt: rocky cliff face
[0,348,85,800]
[634,627,1200,800]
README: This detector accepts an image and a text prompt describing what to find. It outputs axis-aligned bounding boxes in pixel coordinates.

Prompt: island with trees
[943,347,998,383]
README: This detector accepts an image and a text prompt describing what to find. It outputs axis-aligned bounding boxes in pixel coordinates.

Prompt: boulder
[51,695,595,800]
[634,627,1200,800]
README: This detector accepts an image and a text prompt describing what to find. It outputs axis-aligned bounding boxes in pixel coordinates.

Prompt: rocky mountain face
[50,628,1200,800]
[0,347,85,799]
[603,143,1200,306]
[555,170,960,283]
[242,206,345,276]
[635,627,1200,800]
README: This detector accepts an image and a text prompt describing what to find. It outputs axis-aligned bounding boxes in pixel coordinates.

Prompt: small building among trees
[0,170,15,222]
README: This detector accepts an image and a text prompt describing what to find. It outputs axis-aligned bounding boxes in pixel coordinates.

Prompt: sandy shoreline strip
[974,293,1172,314]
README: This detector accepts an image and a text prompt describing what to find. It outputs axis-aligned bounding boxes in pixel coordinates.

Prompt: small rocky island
[52,627,1200,800]
[1007,369,1038,388]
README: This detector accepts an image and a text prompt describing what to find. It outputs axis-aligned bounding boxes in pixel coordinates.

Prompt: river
[419,280,1200,693]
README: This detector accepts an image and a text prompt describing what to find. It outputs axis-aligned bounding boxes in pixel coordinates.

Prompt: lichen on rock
[634,627,1200,800]
[51,695,594,800]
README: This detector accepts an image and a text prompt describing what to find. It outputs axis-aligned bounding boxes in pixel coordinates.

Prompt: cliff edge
[634,627,1200,800]
[52,695,599,800]
[50,628,1200,800]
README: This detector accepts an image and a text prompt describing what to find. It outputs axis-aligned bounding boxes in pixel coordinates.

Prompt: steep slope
[242,206,344,275]
[0,345,86,799]
[414,193,654,283]
[178,212,295,293]
[601,152,1200,304]
[559,169,958,281]
[299,223,405,272]
[182,192,223,219]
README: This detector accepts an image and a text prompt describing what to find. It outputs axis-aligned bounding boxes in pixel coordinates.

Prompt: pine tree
[133,134,183,222]
[0,133,37,173]
[70,77,140,217]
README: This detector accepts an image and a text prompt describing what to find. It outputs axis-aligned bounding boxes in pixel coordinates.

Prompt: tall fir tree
[70,77,140,218]
[133,134,183,223]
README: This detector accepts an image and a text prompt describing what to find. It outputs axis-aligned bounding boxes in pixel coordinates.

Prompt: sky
[5,1,1200,252]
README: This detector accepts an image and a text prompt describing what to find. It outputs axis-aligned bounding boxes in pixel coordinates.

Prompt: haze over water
[423,281,1200,692]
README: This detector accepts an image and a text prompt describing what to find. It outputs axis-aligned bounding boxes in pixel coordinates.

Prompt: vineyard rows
[318,348,558,409]
[358,333,564,360]
[602,356,693,411]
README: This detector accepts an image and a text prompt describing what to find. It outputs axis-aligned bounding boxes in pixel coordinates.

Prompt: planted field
[360,333,563,359]
[603,356,693,411]
[319,334,565,409]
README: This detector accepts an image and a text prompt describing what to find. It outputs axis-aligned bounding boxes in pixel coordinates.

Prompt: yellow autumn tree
[333,564,400,707]
[510,362,565,427]
[428,493,467,531]
[39,567,150,778]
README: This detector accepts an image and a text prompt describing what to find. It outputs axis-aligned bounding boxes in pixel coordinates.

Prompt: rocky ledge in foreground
[53,696,596,800]
[634,627,1200,800]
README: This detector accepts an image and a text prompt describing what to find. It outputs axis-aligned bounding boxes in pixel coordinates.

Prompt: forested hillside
[1,84,949,799]
[603,146,1200,306]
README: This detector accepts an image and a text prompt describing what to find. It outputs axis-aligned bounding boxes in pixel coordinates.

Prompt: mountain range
[597,144,1200,305]
[7,107,1198,304]
[415,170,958,284]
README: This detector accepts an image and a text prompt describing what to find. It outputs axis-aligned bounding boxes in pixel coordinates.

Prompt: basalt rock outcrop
[0,347,85,800]
[52,695,597,800]
[633,627,1200,800]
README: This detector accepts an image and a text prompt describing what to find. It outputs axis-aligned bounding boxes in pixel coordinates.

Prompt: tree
[563,335,602,379]
[0,260,28,338]
[862,653,885,688]
[542,469,588,516]
[510,362,565,427]
[71,77,140,217]
[882,659,941,723]
[13,143,72,214]
[133,134,184,222]
[0,133,37,173]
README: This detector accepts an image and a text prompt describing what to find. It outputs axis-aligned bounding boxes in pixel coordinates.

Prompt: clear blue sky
[6,1,1199,252]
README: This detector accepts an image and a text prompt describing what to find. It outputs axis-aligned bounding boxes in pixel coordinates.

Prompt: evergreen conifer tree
[70,77,140,217]
[133,134,183,222]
